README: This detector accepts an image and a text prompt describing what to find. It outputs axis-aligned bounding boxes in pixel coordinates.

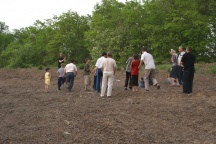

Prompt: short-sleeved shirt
[102,58,116,74]
[125,57,133,72]
[65,63,77,73]
[131,60,139,75]
[171,53,178,67]
[57,67,65,77]
[178,51,185,66]
[95,56,106,68]
[141,52,155,69]
[84,63,91,75]
[58,57,64,68]
[45,72,51,79]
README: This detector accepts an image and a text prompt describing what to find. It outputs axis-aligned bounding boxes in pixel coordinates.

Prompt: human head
[107,52,112,58]
[70,59,74,63]
[61,63,65,67]
[102,52,107,58]
[186,46,192,53]
[170,49,176,55]
[45,68,50,72]
[133,53,139,60]
[85,58,90,63]
[141,46,147,53]
[59,53,63,57]
[178,46,184,53]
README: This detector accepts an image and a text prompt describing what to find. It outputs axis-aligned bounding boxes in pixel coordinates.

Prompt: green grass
[209,66,216,74]
[157,64,171,72]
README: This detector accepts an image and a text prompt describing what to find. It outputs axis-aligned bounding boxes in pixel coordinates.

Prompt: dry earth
[0,64,216,144]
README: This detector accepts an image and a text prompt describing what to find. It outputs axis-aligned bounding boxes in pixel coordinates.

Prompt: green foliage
[1,0,216,68]
[77,63,85,70]
[37,65,43,70]
[209,66,216,74]
[157,64,171,73]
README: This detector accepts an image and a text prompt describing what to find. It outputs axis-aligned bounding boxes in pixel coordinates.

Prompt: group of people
[44,46,195,95]
[169,46,196,94]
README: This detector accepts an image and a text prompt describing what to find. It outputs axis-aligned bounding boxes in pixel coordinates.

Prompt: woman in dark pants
[181,47,196,94]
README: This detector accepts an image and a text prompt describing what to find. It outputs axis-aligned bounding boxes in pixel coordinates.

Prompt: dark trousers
[66,72,75,91]
[183,68,194,94]
[96,68,103,92]
[124,71,132,88]
[57,77,64,90]
[178,66,184,85]
[93,75,97,89]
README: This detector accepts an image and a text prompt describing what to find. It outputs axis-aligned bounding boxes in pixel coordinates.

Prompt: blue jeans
[66,72,75,91]
[96,68,103,92]
[58,77,64,90]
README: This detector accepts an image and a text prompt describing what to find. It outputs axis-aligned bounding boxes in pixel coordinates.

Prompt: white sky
[0,0,126,31]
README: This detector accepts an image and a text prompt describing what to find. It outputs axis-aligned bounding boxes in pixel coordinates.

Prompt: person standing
[169,49,180,86]
[83,58,91,91]
[57,63,65,91]
[124,56,133,90]
[64,59,77,92]
[181,47,195,94]
[178,46,185,85]
[138,46,160,91]
[44,68,51,93]
[94,52,107,93]
[58,53,66,69]
[131,54,139,91]
[100,52,117,98]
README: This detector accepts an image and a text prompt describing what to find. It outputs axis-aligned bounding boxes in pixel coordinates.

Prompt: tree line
[0,0,216,68]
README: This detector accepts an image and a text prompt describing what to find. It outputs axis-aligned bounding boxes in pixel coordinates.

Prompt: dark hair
[133,53,139,60]
[186,46,192,52]
[102,52,107,56]
[85,58,90,62]
[45,68,50,71]
[70,59,74,63]
[141,46,147,52]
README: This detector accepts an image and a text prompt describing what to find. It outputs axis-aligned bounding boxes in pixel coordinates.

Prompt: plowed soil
[0,64,216,144]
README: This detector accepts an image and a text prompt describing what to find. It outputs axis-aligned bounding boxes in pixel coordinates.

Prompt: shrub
[78,63,85,70]
[37,65,43,70]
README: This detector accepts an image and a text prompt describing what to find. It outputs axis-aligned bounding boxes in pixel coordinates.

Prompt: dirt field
[0,64,216,144]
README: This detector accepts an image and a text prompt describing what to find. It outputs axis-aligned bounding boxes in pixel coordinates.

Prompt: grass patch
[157,64,171,72]
[209,66,216,74]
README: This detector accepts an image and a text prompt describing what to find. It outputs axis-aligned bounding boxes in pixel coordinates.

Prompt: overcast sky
[0,0,126,31]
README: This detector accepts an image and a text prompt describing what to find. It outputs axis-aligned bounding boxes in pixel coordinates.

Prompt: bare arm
[138,60,143,69]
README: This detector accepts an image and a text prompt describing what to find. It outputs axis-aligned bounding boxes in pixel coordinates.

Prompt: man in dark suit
[181,47,196,94]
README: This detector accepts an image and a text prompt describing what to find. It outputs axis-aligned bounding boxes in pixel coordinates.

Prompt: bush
[37,65,43,70]
[78,63,85,70]
[209,66,216,74]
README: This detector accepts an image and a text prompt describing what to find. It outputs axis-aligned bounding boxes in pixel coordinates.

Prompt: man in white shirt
[138,46,160,91]
[64,59,77,92]
[94,52,107,92]
[177,46,185,85]
[100,52,116,97]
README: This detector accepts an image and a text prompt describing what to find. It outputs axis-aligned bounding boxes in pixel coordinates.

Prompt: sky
[0,0,126,31]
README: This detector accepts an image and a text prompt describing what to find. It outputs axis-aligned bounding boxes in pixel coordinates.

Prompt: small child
[45,68,51,92]
[84,58,91,91]
[57,63,65,91]
[131,53,139,91]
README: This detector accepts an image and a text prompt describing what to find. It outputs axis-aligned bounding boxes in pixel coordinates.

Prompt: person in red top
[131,53,139,91]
